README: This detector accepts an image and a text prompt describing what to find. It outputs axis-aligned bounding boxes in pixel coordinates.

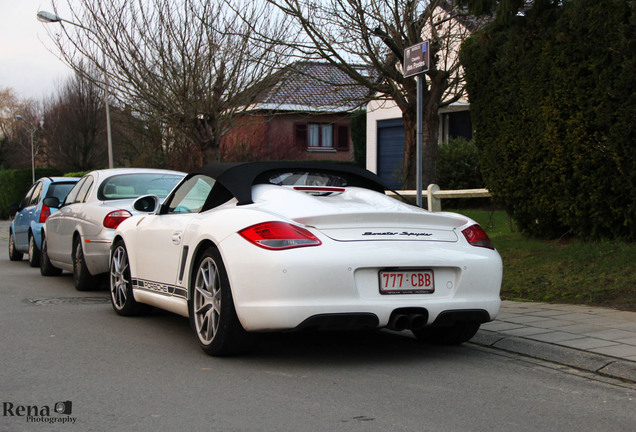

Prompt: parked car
[9,176,80,267]
[109,162,503,356]
[41,168,185,290]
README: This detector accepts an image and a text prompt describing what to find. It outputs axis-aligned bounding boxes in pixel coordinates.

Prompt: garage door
[377,118,405,190]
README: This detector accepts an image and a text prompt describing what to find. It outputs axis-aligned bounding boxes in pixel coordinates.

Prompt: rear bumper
[82,230,116,275]
[219,234,502,332]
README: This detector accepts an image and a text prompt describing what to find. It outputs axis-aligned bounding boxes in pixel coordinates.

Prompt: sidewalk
[473,300,636,383]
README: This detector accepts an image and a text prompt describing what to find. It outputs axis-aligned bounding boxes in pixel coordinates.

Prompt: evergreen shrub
[460,0,635,239]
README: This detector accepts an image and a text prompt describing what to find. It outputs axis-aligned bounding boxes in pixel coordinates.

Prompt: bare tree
[41,68,108,171]
[0,88,43,170]
[44,0,295,169]
[265,0,483,188]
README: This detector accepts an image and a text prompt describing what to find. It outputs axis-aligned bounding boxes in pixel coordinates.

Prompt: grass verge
[452,209,636,312]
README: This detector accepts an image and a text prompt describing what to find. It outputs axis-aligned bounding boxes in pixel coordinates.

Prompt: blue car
[9,176,79,266]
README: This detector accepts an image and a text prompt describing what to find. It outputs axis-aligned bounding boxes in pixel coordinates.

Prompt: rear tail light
[103,210,132,229]
[39,205,51,223]
[239,221,322,250]
[462,224,495,249]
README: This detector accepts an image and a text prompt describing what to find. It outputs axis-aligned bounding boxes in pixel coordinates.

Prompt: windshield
[98,173,183,200]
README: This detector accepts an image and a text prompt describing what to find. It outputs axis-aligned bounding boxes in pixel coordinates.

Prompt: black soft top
[191,161,389,205]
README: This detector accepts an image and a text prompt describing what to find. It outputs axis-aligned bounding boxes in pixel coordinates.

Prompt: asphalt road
[1,224,634,432]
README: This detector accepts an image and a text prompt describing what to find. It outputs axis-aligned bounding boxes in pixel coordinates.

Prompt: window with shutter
[295,122,348,151]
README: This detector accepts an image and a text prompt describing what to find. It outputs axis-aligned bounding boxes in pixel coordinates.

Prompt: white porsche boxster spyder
[110,162,502,356]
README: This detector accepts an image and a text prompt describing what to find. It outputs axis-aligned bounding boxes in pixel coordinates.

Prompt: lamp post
[15,115,36,184]
[37,10,114,169]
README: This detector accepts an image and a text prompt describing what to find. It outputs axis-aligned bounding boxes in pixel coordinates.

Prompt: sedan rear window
[98,174,183,200]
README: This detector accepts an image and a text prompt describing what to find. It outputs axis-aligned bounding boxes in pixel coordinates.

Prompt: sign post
[404,41,430,207]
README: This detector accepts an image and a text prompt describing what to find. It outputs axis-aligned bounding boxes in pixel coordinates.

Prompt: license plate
[379,270,435,294]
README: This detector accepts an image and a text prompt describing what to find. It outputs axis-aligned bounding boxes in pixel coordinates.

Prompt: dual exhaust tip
[387,309,429,331]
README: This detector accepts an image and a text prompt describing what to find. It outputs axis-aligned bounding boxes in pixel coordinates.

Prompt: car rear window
[46,182,77,202]
[268,171,348,187]
[98,173,183,200]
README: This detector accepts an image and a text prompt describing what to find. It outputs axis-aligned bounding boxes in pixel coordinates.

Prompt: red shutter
[295,123,307,148]
[335,125,349,150]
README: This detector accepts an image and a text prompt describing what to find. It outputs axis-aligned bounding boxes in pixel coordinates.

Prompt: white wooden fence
[388,184,492,211]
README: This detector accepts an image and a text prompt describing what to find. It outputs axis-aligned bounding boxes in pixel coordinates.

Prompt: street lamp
[37,10,114,169]
[15,115,36,184]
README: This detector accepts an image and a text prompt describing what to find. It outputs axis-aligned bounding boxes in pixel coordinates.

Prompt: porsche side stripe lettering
[132,278,188,299]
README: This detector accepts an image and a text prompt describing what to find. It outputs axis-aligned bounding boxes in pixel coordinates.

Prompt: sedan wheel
[189,247,254,356]
[110,241,149,316]
[73,238,97,291]
[8,231,23,261]
[40,236,62,276]
[28,233,40,267]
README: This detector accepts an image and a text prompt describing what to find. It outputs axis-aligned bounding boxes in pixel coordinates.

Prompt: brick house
[220,61,371,163]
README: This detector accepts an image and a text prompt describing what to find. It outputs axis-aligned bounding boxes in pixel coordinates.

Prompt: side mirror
[133,195,160,213]
[43,197,61,209]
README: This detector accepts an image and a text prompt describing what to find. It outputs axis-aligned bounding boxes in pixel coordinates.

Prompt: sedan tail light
[39,205,51,223]
[239,221,322,250]
[103,210,132,229]
[462,224,494,249]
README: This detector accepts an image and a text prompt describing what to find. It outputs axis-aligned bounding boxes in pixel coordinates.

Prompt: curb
[471,330,636,384]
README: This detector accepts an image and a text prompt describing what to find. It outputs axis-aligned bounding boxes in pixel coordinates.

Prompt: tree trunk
[401,102,439,190]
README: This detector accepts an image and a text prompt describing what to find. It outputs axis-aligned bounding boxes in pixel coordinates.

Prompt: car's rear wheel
[73,237,97,291]
[40,236,62,276]
[189,247,254,356]
[110,240,150,316]
[8,231,23,261]
[28,233,40,267]
[412,321,481,345]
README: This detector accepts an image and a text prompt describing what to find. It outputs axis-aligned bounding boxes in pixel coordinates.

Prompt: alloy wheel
[110,245,129,311]
[193,257,222,345]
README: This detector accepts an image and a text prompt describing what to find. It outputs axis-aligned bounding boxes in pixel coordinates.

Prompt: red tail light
[103,210,132,229]
[39,205,51,223]
[239,221,322,250]
[462,224,494,249]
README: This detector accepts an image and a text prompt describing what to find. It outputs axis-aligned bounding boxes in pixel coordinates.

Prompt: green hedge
[460,0,635,240]
[436,138,484,190]
[436,138,490,209]
[0,168,62,219]
[350,109,367,167]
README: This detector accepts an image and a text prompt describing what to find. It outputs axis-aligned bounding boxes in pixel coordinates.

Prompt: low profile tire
[8,231,23,261]
[412,321,481,345]
[110,241,149,316]
[73,237,97,291]
[189,247,254,356]
[40,237,62,276]
[28,233,40,268]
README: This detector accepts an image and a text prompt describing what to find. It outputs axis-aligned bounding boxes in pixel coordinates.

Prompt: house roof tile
[252,61,373,113]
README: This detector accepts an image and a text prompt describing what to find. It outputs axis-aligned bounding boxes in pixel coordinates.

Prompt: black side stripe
[132,278,187,300]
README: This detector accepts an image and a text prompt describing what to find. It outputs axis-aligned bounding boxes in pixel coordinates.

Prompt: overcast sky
[0,0,74,101]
